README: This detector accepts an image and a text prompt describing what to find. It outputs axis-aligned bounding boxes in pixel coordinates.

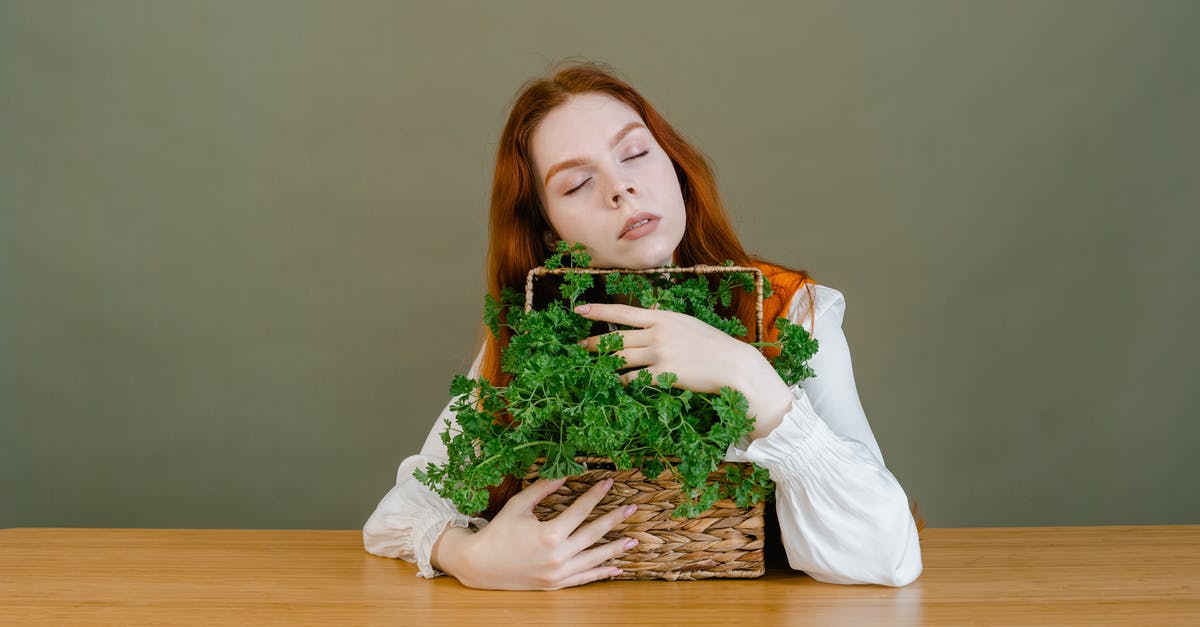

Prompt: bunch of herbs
[415,242,819,518]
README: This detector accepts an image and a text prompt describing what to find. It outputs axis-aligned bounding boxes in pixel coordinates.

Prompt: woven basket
[522,458,766,580]
[519,264,768,581]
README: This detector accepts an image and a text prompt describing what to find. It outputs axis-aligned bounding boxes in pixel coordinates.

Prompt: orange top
[753,261,815,359]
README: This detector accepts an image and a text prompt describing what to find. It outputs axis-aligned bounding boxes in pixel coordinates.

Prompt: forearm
[740,389,922,586]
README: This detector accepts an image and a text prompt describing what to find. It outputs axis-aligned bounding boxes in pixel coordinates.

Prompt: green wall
[3,0,1197,529]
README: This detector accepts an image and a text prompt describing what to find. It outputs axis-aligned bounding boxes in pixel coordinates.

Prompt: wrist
[431,524,474,580]
[736,348,794,440]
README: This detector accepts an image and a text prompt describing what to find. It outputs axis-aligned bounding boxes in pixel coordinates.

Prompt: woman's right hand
[431,477,639,590]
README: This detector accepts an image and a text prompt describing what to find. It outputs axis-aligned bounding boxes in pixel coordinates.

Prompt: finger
[552,564,625,589]
[618,367,664,386]
[578,330,624,353]
[617,329,652,348]
[566,502,638,554]
[507,477,568,513]
[566,535,638,576]
[548,477,613,533]
[579,329,652,352]
[573,303,660,328]
[613,347,654,370]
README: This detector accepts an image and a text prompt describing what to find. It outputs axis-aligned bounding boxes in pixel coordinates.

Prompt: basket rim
[520,457,764,498]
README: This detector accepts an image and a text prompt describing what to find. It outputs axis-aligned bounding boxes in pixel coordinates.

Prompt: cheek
[649,156,682,197]
[544,203,596,242]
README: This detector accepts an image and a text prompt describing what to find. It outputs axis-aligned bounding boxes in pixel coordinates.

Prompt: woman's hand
[575,303,794,440]
[431,477,638,590]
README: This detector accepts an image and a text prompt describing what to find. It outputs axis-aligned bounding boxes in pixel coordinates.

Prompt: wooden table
[2,526,1197,625]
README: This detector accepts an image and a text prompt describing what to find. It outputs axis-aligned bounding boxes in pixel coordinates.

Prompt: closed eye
[565,177,591,196]
[622,150,649,162]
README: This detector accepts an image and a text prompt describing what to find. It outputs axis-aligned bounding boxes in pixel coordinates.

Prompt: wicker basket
[522,458,766,580]
[519,264,768,581]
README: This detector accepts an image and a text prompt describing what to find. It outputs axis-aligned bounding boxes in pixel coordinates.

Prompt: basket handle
[524,265,765,344]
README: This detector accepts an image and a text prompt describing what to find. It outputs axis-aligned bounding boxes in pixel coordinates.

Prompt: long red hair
[479,61,814,515]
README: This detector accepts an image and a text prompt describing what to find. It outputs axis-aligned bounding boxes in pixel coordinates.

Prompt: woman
[363,62,922,590]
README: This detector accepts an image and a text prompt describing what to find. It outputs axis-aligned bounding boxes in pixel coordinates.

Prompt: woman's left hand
[574,303,794,440]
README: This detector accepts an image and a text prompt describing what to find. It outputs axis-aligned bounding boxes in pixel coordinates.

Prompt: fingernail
[574,304,590,314]
[602,478,614,490]
[624,538,638,550]
[623,504,637,518]
[610,568,624,578]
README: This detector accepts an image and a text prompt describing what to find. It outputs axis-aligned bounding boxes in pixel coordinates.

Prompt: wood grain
[2,526,1197,625]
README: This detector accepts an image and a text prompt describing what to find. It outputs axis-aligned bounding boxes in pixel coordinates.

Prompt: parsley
[416,242,819,518]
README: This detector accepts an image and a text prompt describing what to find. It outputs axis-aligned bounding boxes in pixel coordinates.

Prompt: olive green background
[3,0,1197,529]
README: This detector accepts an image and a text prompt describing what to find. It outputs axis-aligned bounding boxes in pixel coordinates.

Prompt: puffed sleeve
[362,347,490,578]
[726,285,923,586]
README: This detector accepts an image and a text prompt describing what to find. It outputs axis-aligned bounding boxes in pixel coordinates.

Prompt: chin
[618,247,673,270]
[592,234,680,270]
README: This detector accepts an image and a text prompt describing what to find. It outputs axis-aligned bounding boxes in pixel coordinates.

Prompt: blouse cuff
[412,504,489,579]
[735,385,839,475]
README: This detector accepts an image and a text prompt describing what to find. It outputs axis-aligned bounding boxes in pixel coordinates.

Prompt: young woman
[363,63,923,590]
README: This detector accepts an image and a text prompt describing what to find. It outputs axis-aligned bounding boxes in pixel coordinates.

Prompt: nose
[607,180,637,209]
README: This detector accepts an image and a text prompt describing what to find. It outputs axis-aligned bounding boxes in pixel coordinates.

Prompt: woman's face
[531,92,687,269]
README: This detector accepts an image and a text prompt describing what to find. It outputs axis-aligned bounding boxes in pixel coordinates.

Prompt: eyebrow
[543,121,647,187]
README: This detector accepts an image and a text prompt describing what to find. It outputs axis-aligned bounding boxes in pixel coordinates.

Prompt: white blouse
[363,284,923,586]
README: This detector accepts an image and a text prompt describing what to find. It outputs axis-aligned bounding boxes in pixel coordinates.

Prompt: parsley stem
[472,440,560,470]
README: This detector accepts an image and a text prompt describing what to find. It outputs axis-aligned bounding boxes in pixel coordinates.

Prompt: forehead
[531,93,646,170]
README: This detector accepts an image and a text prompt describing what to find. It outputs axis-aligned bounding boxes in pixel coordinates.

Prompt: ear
[542,230,560,252]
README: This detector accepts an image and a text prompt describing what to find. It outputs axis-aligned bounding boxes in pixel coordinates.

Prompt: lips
[619,212,659,239]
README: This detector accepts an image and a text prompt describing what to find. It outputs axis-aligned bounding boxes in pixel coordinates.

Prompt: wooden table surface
[2,526,1198,625]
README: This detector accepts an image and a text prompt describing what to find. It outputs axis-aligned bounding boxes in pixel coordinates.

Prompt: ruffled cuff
[727,385,837,475]
[363,481,490,580]
[412,505,489,579]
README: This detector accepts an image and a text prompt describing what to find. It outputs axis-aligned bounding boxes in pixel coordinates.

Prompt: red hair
[478,61,814,514]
